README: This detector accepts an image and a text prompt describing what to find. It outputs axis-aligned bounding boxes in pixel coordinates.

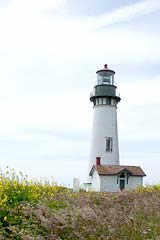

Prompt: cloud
[119,76,160,106]
[0,93,92,129]
[10,0,66,13]
[0,0,67,51]
[86,0,160,29]
[0,0,159,185]
[117,78,160,142]
[0,0,160,67]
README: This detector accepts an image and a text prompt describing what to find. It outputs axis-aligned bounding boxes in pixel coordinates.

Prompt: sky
[0,0,159,187]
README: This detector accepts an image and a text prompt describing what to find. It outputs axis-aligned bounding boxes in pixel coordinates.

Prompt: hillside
[0,169,160,239]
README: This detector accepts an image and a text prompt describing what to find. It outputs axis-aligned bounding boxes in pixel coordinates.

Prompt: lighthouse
[89,64,121,169]
[85,64,146,192]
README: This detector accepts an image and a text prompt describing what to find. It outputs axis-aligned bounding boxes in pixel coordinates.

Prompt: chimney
[96,157,101,166]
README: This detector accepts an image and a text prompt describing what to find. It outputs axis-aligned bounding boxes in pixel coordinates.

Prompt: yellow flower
[3,216,7,221]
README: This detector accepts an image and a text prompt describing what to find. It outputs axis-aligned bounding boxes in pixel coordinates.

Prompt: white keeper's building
[83,64,146,192]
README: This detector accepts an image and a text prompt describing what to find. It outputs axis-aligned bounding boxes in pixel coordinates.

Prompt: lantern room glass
[97,72,114,85]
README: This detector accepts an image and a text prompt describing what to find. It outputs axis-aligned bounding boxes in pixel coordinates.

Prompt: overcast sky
[0,0,159,186]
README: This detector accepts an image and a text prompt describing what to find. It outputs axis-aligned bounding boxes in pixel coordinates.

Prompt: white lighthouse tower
[89,64,120,169]
[86,64,146,192]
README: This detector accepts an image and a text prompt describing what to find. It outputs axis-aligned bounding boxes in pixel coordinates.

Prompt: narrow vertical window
[106,98,111,105]
[97,98,99,105]
[99,98,102,105]
[111,99,114,106]
[105,137,113,151]
[103,98,106,105]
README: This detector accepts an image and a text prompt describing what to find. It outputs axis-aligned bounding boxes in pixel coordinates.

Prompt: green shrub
[0,168,159,239]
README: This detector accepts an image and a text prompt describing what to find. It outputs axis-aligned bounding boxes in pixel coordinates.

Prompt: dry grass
[0,169,160,239]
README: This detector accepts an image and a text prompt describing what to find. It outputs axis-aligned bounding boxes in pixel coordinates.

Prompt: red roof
[89,165,146,177]
[96,64,115,74]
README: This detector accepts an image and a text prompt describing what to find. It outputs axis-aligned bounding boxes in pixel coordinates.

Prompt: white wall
[73,178,80,192]
[91,171,100,191]
[126,176,143,190]
[89,105,119,171]
[91,169,144,192]
[100,175,119,192]
[98,175,143,192]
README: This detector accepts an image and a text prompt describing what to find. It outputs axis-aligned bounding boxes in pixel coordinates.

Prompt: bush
[0,168,160,239]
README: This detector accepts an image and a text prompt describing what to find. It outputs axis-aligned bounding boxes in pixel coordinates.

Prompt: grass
[0,168,160,239]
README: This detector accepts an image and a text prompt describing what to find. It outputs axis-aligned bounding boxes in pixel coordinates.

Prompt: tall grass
[0,168,160,239]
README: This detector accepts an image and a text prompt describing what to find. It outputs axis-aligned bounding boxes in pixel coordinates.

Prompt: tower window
[103,98,106,104]
[99,98,102,104]
[105,137,113,151]
[106,98,111,105]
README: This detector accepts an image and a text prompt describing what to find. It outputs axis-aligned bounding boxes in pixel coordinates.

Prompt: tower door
[119,179,125,191]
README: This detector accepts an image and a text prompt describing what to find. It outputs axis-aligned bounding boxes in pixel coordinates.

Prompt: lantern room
[90,64,120,105]
[96,64,115,86]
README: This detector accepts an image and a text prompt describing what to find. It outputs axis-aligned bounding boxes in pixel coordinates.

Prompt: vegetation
[0,168,160,239]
